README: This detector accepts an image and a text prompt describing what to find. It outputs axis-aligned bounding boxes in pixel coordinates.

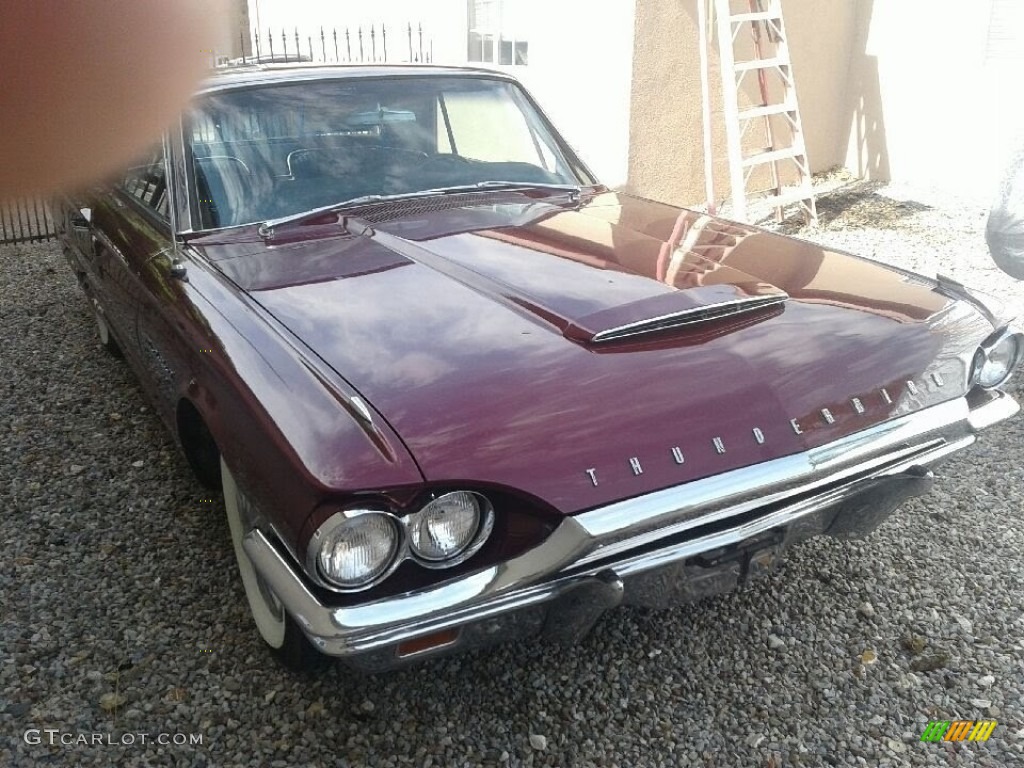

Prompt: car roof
[198,63,517,94]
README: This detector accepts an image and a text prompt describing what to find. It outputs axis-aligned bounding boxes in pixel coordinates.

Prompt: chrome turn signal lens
[408,491,494,568]
[971,328,1023,389]
[312,511,400,589]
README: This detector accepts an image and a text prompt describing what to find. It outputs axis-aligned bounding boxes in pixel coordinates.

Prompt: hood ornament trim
[585,293,789,344]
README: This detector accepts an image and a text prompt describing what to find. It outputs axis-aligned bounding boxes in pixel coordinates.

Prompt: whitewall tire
[91,297,120,356]
[221,457,321,669]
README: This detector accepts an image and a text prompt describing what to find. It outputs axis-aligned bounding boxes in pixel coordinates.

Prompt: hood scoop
[563,283,788,344]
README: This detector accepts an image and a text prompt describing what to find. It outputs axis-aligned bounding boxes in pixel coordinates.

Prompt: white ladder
[705,0,817,225]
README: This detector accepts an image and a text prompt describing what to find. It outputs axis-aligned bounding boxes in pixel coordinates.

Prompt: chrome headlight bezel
[306,509,403,592]
[971,327,1023,389]
[406,491,495,569]
[306,491,496,592]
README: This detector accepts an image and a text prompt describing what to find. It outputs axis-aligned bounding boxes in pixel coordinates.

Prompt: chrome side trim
[168,114,194,236]
[590,294,788,343]
[161,133,180,260]
[241,390,1018,659]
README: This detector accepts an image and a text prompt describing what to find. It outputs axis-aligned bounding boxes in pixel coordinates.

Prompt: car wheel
[91,297,121,356]
[221,457,323,671]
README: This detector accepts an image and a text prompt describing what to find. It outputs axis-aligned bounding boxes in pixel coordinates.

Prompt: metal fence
[0,199,56,245]
[241,23,434,66]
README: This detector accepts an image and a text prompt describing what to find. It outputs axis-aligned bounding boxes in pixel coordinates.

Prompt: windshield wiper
[257,194,401,238]
[257,181,582,238]
[470,180,581,195]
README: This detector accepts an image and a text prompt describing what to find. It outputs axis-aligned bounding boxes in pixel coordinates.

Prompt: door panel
[91,194,168,363]
[88,144,182,422]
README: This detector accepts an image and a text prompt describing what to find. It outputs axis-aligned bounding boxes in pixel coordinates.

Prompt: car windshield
[184,75,591,230]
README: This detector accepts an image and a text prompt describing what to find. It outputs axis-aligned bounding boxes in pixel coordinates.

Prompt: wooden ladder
[704,0,817,225]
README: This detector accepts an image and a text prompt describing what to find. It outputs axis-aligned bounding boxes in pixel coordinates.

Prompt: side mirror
[987,147,1024,280]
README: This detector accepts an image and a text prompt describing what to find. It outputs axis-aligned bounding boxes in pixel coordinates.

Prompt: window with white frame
[467,0,529,65]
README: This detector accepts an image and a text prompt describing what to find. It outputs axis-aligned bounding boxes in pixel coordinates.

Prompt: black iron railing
[240,22,433,66]
[0,199,56,245]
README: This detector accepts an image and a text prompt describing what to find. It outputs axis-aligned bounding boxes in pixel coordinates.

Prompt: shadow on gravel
[771,179,933,235]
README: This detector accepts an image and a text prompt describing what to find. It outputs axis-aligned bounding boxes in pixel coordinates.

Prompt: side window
[121,147,169,220]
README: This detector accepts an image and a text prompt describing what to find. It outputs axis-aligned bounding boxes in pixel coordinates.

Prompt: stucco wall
[627,0,857,208]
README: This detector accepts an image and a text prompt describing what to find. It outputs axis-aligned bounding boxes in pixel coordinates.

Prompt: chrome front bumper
[243,390,1019,671]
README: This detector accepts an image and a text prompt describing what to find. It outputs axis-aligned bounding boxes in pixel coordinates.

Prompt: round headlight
[314,512,399,589]
[973,332,1022,389]
[408,491,492,565]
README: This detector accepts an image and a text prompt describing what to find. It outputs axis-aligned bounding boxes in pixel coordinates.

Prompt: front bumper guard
[242,391,1018,670]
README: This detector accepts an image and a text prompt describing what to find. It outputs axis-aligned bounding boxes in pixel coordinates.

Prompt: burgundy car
[57,64,1022,671]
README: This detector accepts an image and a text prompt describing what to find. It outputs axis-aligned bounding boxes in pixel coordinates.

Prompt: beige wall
[627,0,858,208]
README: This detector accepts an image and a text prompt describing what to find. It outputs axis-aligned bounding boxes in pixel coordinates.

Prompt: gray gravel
[2,183,1023,768]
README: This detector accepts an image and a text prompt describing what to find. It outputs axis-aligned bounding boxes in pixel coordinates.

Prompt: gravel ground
[1,183,1023,768]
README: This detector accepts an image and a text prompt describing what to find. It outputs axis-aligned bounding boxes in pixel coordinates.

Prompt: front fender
[170,250,424,550]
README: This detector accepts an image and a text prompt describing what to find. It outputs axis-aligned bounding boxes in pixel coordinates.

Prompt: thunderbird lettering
[585,376,961,486]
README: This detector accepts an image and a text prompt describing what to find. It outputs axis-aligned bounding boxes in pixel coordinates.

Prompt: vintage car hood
[198,191,990,513]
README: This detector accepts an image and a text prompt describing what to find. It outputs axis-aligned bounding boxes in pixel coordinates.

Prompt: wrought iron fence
[0,199,56,245]
[241,22,433,66]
